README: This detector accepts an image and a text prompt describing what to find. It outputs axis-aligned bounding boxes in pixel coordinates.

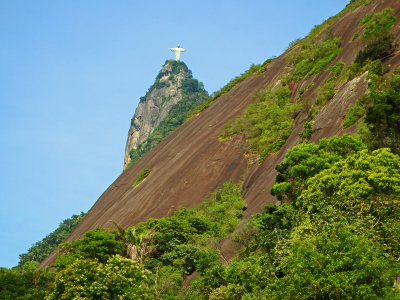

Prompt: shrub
[289,36,341,81]
[57,227,125,265]
[220,85,301,162]
[135,181,245,272]
[355,72,400,152]
[271,135,366,201]
[132,169,151,187]
[343,104,365,128]
[47,256,153,299]
[299,148,400,202]
[355,35,394,65]
[359,14,372,26]
[268,224,399,299]
[361,8,396,41]
[298,121,313,142]
[315,80,336,106]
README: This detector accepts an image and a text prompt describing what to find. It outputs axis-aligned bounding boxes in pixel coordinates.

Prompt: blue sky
[0,0,349,268]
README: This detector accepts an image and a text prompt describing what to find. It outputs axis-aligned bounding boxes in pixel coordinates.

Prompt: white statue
[169,45,187,61]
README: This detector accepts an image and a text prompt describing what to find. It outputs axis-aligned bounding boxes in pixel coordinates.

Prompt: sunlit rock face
[124,60,191,168]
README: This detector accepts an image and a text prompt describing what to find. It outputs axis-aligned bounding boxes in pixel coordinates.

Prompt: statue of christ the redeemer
[169,45,187,61]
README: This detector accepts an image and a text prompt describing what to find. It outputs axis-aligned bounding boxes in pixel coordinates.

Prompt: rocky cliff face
[124,60,191,168]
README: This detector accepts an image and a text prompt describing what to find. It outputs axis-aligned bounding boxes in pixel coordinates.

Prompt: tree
[362,73,400,152]
[299,148,400,204]
[47,255,153,299]
[267,224,399,299]
[56,227,124,267]
[271,135,366,201]
[111,221,155,265]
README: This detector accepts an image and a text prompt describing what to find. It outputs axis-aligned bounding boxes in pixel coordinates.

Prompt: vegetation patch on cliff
[132,169,151,187]
[220,84,302,162]
[289,34,341,82]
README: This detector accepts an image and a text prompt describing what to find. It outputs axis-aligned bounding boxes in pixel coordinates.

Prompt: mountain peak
[124,60,207,168]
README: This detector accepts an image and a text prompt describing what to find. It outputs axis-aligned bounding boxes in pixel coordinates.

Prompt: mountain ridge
[39,0,400,269]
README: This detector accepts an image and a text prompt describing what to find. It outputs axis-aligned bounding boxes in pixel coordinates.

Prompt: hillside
[39,0,400,270]
[0,0,391,297]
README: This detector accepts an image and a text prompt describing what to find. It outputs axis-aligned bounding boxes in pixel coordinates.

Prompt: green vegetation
[271,135,366,201]
[3,143,400,299]
[220,84,302,162]
[298,121,313,142]
[16,212,85,270]
[299,147,400,201]
[48,256,153,299]
[343,103,365,128]
[344,8,397,136]
[346,8,396,80]
[132,169,151,187]
[309,60,344,111]
[344,71,400,153]
[0,266,55,300]
[361,8,396,41]
[212,63,265,99]
[296,0,372,48]
[289,34,341,81]
[56,227,125,266]
[359,13,372,26]
[355,35,395,65]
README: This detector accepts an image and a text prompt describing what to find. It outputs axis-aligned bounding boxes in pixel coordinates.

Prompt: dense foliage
[360,8,396,41]
[56,227,125,266]
[220,84,302,162]
[16,212,85,269]
[0,265,55,300]
[300,147,400,201]
[47,256,153,299]
[271,135,366,201]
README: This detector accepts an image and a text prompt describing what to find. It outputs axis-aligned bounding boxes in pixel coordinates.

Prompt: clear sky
[0,0,349,268]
